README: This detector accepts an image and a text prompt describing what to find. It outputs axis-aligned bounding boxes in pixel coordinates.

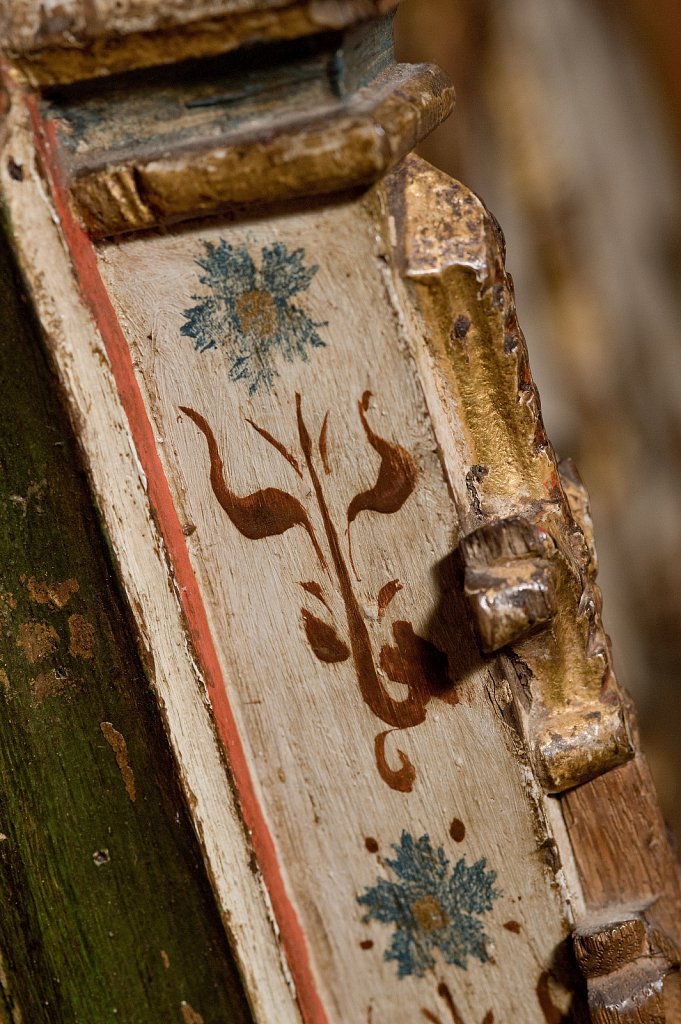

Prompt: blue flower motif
[181,240,327,395]
[358,832,499,979]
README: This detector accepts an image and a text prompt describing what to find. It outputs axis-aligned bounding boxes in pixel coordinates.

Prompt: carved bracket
[461,515,558,653]
[460,480,632,794]
[389,155,634,793]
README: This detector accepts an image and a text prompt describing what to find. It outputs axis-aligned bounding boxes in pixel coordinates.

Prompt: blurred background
[395,0,681,840]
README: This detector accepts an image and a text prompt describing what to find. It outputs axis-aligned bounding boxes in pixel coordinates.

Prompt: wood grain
[563,753,681,943]
[93,176,578,1021]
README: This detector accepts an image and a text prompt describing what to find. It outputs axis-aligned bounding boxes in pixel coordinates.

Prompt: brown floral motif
[181,391,457,791]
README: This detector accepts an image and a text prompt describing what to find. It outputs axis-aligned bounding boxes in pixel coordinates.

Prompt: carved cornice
[1,0,401,86]
[19,17,453,237]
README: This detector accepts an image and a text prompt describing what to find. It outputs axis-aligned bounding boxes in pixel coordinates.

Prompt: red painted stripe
[26,95,328,1024]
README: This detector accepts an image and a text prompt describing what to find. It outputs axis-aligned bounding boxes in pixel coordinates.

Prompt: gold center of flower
[411,895,449,933]
[236,289,278,337]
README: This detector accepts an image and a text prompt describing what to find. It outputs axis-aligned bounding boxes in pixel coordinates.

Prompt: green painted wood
[0,223,254,1024]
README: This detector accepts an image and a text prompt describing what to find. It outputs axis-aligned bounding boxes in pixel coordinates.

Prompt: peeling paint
[100,722,136,802]
[9,479,46,517]
[16,621,58,664]
[31,668,69,701]
[0,947,22,1024]
[26,575,79,609]
[180,1001,205,1024]
[68,613,95,658]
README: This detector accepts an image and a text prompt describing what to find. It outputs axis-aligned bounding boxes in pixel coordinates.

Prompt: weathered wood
[1,0,401,86]
[461,516,558,653]
[1,75,301,1024]
[90,161,581,1023]
[3,7,681,1022]
[574,915,679,980]
[0,53,591,1017]
[38,19,453,236]
[563,754,681,946]
[0,225,253,1022]
[573,912,680,1022]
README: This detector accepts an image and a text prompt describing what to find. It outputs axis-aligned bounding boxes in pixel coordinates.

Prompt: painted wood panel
[0,218,254,1024]
[0,93,303,1024]
[3,14,679,1020]
[95,187,578,1023]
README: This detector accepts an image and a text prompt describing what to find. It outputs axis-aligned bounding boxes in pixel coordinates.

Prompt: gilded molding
[48,62,454,237]
[389,155,634,793]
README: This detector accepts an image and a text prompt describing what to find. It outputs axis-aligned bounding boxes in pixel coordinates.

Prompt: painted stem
[295,394,426,731]
[180,404,328,570]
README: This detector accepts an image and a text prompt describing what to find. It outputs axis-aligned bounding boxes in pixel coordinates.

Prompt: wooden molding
[1,0,401,86]
[388,155,634,794]
[1,72,584,1019]
[573,912,680,1022]
[43,48,454,236]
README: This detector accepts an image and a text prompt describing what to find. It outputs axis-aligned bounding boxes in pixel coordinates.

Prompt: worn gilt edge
[386,154,634,794]
[61,63,453,238]
[0,73,304,1024]
[2,0,401,87]
[573,911,681,1022]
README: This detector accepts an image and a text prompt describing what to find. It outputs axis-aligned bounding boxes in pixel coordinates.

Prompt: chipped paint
[68,613,95,659]
[9,479,46,517]
[31,668,69,701]
[0,592,17,619]
[100,722,136,802]
[16,621,58,663]
[26,575,79,609]
[0,669,10,697]
[180,1001,205,1024]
